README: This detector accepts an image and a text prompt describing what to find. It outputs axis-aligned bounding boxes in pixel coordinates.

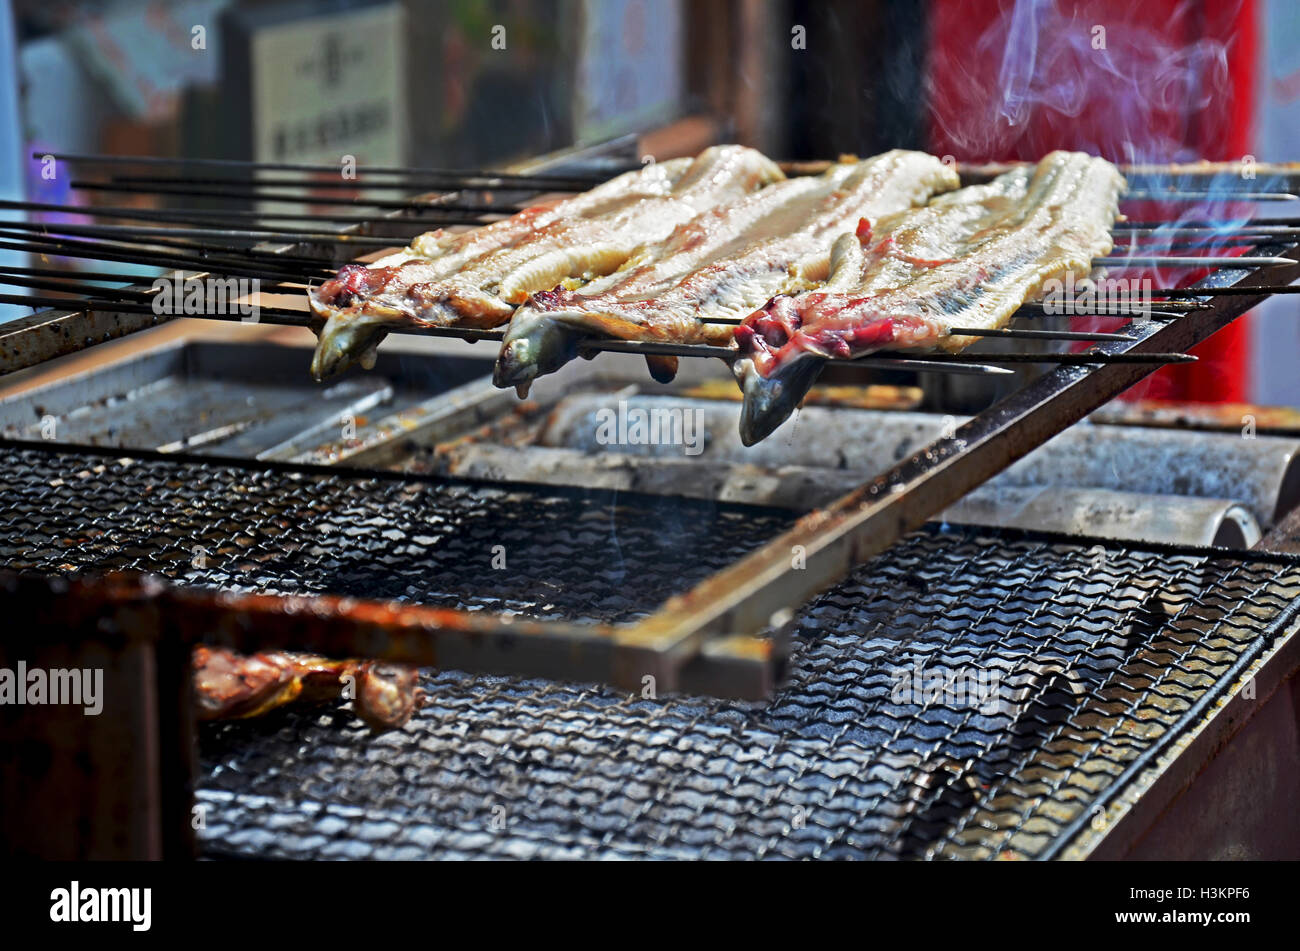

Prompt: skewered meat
[192,646,421,730]
[733,151,1126,444]
[306,158,686,379]
[308,146,782,380]
[494,150,960,391]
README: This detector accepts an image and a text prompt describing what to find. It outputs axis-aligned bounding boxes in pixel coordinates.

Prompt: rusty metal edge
[0,569,780,699]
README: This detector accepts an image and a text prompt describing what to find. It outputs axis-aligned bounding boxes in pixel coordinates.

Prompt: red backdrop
[926,0,1258,402]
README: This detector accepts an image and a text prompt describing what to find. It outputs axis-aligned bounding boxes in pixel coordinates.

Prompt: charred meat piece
[733,151,1126,444]
[495,150,960,391]
[192,646,422,730]
[308,146,782,380]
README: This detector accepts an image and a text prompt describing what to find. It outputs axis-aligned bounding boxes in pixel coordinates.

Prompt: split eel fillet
[734,151,1126,444]
[494,150,960,392]
[307,146,782,380]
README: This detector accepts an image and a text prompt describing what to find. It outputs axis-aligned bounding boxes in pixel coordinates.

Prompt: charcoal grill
[2,137,1300,860]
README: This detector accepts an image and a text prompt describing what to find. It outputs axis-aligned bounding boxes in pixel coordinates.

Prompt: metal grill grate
[0,445,793,624]
[2,443,1297,859]
[196,529,1299,860]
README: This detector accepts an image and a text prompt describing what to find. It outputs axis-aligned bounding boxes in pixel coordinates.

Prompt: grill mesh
[0,446,792,623]
[193,533,1299,860]
[2,444,1297,859]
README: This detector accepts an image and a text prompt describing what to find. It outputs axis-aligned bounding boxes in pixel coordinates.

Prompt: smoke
[928,0,1240,164]
[926,0,1264,402]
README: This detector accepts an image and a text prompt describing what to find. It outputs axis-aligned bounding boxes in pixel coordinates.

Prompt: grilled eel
[192,646,421,731]
[733,151,1126,444]
[494,150,960,392]
[308,145,782,380]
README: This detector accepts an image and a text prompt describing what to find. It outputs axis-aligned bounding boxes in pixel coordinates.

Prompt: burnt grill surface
[3,444,1297,859]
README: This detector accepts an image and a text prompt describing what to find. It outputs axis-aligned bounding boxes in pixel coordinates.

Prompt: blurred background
[1,0,1298,403]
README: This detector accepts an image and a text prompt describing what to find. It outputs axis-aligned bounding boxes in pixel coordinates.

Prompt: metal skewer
[696,314,1132,341]
[572,335,1190,367]
[1151,283,1300,296]
[1122,191,1298,202]
[1094,255,1296,267]
[1113,224,1300,238]
[0,235,335,283]
[1012,299,1206,314]
[0,266,306,298]
[0,197,495,228]
[0,294,314,324]
[100,174,579,193]
[36,151,607,189]
[0,219,407,249]
[71,180,509,213]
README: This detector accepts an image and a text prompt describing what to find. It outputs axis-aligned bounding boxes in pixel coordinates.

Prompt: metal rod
[1122,191,1298,201]
[1121,216,1300,228]
[0,224,352,268]
[0,265,306,297]
[0,293,313,323]
[1109,240,1268,254]
[0,237,328,285]
[72,180,516,213]
[871,350,1196,364]
[0,292,1163,373]
[1013,299,1206,314]
[575,337,1014,375]
[1113,224,1300,237]
[102,174,584,193]
[0,197,495,228]
[570,335,1189,366]
[1094,255,1295,267]
[0,226,335,269]
[38,151,607,189]
[0,223,344,265]
[845,357,1013,376]
[696,315,1132,341]
[1151,283,1300,296]
[0,274,156,299]
[0,218,404,248]
[948,326,1133,341]
[0,271,305,302]
[0,264,157,283]
[0,229,337,276]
